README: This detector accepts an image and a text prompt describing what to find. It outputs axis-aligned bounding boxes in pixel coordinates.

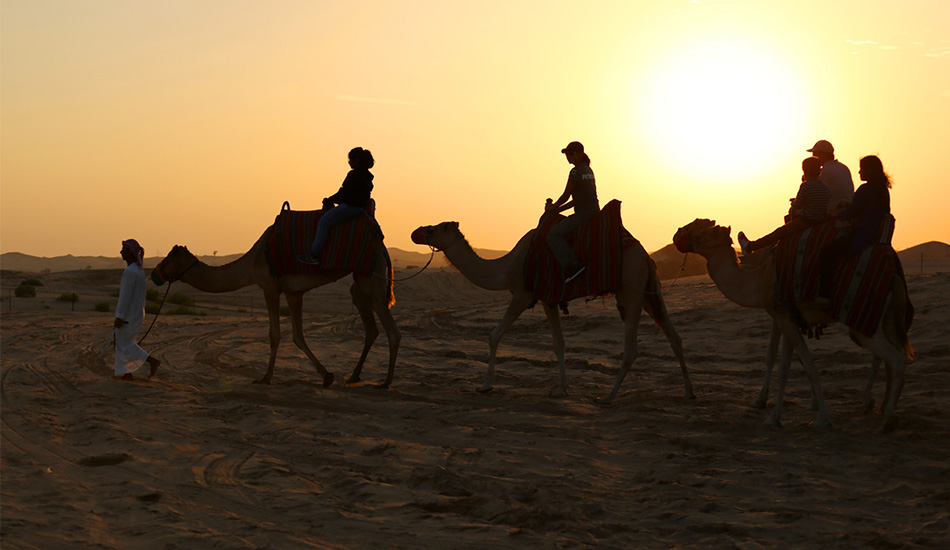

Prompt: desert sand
[2,260,949,549]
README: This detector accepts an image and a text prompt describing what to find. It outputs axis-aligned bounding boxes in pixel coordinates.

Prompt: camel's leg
[766,318,831,428]
[256,289,282,384]
[852,331,906,433]
[541,302,568,397]
[346,293,379,386]
[863,356,882,413]
[648,298,695,400]
[373,301,401,389]
[751,321,781,409]
[285,292,334,388]
[479,293,533,393]
[599,303,642,405]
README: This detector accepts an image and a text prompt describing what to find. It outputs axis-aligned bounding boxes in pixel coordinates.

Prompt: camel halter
[137,257,200,345]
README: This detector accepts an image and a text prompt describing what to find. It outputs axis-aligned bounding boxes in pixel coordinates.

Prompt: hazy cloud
[846,39,900,52]
[336,95,419,106]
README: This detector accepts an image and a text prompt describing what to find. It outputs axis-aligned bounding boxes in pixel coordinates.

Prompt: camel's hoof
[764,417,783,428]
[810,419,833,429]
[878,416,898,434]
[345,375,361,386]
[374,382,391,390]
[549,389,568,398]
[322,372,335,388]
[595,396,613,406]
[253,378,272,385]
[685,392,696,401]
[476,385,493,394]
[863,398,876,414]
[749,400,767,410]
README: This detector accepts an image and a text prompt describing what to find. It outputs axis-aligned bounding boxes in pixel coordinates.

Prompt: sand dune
[2,262,949,548]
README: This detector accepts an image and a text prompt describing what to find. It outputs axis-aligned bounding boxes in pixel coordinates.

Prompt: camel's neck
[180,243,262,293]
[441,234,526,291]
[701,245,773,309]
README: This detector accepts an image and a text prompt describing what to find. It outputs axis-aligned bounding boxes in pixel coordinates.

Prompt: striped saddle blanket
[524,199,632,304]
[774,215,907,336]
[267,205,380,278]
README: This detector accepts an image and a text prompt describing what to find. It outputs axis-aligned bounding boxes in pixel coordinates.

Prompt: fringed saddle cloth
[774,214,910,336]
[267,203,380,278]
[524,199,636,304]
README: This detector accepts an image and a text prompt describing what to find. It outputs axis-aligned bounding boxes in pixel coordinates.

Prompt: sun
[636,37,809,182]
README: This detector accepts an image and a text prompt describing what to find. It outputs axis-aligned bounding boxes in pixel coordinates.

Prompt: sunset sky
[2,0,948,260]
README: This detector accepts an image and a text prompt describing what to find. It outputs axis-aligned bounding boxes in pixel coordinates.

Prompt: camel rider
[299,147,375,266]
[546,141,599,283]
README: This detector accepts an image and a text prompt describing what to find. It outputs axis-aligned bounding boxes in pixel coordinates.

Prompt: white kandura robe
[114,263,150,375]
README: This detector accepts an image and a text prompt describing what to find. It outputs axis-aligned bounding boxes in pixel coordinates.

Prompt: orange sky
[2,0,948,259]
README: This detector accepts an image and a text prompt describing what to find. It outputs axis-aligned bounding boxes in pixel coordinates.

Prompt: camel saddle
[267,203,381,278]
[525,199,636,304]
[773,215,911,337]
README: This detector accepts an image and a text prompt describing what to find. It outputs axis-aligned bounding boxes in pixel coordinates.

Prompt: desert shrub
[237,307,248,313]
[94,301,110,312]
[146,289,161,302]
[145,304,162,314]
[110,291,120,297]
[168,305,206,316]
[22,278,43,287]
[15,284,36,298]
[168,293,194,306]
[57,293,79,303]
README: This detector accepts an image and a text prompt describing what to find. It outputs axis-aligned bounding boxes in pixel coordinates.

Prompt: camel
[410,221,694,402]
[151,223,400,388]
[673,219,912,432]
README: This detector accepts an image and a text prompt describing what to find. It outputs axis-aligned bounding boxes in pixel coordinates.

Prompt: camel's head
[673,219,733,256]
[150,245,198,286]
[411,222,463,251]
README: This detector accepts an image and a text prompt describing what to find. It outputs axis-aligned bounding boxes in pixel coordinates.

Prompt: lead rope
[645,252,689,295]
[136,258,200,345]
[376,246,437,283]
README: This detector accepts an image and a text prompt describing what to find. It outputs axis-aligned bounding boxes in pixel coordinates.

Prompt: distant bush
[145,304,162,314]
[22,278,43,287]
[146,289,161,302]
[168,293,194,306]
[94,301,110,312]
[15,284,36,298]
[168,305,206,316]
[109,291,120,298]
[237,308,248,313]
[57,293,79,303]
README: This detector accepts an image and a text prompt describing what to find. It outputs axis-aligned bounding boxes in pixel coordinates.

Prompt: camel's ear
[725,225,731,236]
[450,221,459,230]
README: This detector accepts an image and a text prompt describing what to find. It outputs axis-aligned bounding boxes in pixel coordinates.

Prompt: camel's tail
[384,248,395,309]
[642,257,669,327]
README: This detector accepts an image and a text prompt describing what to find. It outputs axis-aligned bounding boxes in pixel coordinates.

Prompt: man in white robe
[114,239,160,379]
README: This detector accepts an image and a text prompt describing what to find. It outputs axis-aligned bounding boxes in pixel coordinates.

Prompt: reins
[375,246,437,282]
[136,257,200,345]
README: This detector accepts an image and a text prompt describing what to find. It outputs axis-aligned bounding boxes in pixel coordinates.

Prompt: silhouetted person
[738,156,830,255]
[546,141,599,282]
[819,155,893,295]
[300,147,375,265]
[114,239,161,380]
[807,139,854,214]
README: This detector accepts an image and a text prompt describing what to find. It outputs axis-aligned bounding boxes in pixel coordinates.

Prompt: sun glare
[637,38,809,183]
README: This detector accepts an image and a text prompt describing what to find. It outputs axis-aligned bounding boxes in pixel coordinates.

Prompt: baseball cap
[807,140,834,154]
[561,141,584,154]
